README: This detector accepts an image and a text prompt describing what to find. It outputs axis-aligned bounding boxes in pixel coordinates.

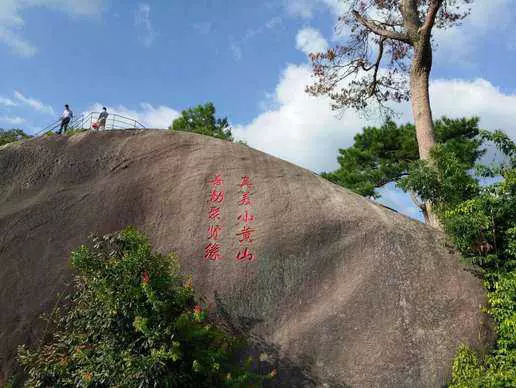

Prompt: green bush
[17,228,263,387]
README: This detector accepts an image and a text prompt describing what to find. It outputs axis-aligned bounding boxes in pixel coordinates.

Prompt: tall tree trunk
[410,40,441,229]
[410,67,435,160]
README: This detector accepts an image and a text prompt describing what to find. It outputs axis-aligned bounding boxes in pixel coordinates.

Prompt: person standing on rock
[58,104,73,134]
[94,107,109,131]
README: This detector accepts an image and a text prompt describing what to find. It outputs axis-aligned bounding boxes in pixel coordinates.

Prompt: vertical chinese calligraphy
[236,176,256,262]
[205,174,224,261]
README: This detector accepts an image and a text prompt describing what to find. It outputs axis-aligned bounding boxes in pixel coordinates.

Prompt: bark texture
[410,38,441,229]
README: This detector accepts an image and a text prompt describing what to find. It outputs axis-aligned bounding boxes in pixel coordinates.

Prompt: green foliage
[450,272,516,387]
[17,228,263,387]
[399,128,516,385]
[170,102,233,141]
[401,129,516,273]
[322,117,482,198]
[440,169,516,272]
[0,128,30,146]
[397,143,480,211]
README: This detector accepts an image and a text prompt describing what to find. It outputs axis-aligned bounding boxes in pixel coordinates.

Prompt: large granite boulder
[0,131,492,386]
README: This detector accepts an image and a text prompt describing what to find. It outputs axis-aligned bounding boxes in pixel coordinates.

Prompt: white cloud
[85,103,179,129]
[0,0,105,56]
[134,3,157,48]
[233,64,516,175]
[233,63,367,172]
[13,91,54,115]
[0,26,37,57]
[427,78,516,140]
[0,115,25,125]
[232,61,516,221]
[296,27,328,55]
[285,1,515,66]
[0,96,18,107]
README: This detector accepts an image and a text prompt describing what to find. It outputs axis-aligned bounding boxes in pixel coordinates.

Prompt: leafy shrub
[17,228,263,387]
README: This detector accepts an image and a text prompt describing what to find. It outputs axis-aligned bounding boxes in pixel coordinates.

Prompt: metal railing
[35,112,146,136]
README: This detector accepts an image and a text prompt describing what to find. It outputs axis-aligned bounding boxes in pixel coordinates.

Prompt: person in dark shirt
[95,107,109,131]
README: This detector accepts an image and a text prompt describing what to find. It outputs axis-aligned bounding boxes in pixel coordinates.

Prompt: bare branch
[352,10,411,44]
[367,38,385,97]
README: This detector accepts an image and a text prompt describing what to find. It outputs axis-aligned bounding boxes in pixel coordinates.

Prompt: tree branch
[409,191,426,210]
[401,0,422,33]
[352,10,411,44]
[420,0,442,35]
[366,38,385,97]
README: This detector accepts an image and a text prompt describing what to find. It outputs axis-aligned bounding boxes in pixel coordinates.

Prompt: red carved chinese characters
[236,247,255,262]
[237,209,255,223]
[239,175,253,190]
[210,190,225,203]
[236,176,256,262]
[205,174,224,261]
[208,207,221,220]
[208,174,224,187]
[204,243,222,261]
[208,225,222,240]
[237,225,255,243]
[238,191,251,205]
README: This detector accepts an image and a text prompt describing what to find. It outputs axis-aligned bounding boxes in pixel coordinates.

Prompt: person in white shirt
[58,104,73,134]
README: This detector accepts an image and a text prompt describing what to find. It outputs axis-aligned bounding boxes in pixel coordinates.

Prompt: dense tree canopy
[170,103,233,141]
[322,116,483,221]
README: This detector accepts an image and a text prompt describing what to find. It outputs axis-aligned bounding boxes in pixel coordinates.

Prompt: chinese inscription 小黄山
[236,176,256,262]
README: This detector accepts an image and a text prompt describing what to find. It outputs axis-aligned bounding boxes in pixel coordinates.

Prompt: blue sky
[1,0,516,221]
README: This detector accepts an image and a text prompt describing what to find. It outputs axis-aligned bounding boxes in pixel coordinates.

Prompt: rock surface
[0,130,492,386]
